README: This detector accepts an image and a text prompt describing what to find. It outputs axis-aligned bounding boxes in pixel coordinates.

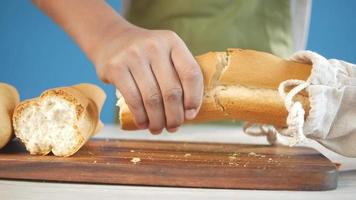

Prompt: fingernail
[185,109,197,120]
[167,127,178,133]
[151,129,162,135]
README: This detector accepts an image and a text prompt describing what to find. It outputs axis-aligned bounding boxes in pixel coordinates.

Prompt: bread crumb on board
[184,153,191,158]
[248,152,257,156]
[228,156,237,160]
[131,157,141,164]
[243,162,250,167]
[228,152,240,160]
[248,152,266,157]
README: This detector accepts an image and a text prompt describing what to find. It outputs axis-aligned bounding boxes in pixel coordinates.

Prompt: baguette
[118,49,312,130]
[13,83,106,157]
[0,83,20,148]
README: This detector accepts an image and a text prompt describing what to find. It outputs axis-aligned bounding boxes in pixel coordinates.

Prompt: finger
[111,66,148,129]
[150,50,184,132]
[169,36,204,120]
[128,55,166,134]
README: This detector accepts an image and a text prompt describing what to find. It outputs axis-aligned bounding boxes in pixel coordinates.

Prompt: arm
[33,0,204,134]
[33,0,131,61]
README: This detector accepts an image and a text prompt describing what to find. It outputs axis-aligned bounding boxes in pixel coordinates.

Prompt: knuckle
[124,93,142,112]
[106,57,124,72]
[98,58,124,82]
[144,36,160,53]
[144,93,163,107]
[183,67,202,83]
[164,30,179,40]
[126,46,141,59]
[163,88,182,103]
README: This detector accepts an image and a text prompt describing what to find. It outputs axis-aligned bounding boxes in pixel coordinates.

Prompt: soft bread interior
[14,96,87,156]
[13,83,105,157]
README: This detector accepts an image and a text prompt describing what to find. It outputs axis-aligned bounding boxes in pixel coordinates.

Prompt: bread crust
[0,83,20,148]
[119,49,312,130]
[12,83,106,156]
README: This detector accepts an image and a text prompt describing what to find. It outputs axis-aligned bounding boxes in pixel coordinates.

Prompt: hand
[93,26,204,134]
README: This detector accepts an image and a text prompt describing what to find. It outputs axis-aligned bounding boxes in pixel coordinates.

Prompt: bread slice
[0,83,20,149]
[118,49,312,130]
[13,83,106,157]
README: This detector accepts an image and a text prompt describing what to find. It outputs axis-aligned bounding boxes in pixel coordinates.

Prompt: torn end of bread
[13,83,106,157]
[117,49,312,130]
[0,83,20,149]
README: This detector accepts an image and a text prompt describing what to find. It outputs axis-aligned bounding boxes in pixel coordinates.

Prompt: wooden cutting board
[0,139,337,191]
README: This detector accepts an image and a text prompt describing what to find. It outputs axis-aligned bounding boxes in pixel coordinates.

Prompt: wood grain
[0,139,338,190]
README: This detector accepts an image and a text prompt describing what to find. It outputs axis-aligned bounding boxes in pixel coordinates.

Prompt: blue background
[1,0,355,123]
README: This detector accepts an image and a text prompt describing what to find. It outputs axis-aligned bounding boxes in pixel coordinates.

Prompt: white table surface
[1,124,356,200]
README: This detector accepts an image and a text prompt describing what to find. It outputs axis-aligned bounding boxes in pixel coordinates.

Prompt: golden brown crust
[187,87,310,127]
[119,105,136,130]
[195,52,227,89]
[119,49,312,130]
[12,83,106,156]
[219,49,311,90]
[72,84,106,134]
[0,83,20,148]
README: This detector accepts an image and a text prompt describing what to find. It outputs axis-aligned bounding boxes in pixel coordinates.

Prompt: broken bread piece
[118,48,312,130]
[13,83,106,157]
[0,83,20,149]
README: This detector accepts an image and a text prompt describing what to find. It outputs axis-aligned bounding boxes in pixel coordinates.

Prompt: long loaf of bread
[13,83,106,157]
[0,83,20,149]
[118,49,312,130]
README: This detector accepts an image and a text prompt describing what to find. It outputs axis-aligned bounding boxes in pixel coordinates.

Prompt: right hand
[93,26,204,134]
